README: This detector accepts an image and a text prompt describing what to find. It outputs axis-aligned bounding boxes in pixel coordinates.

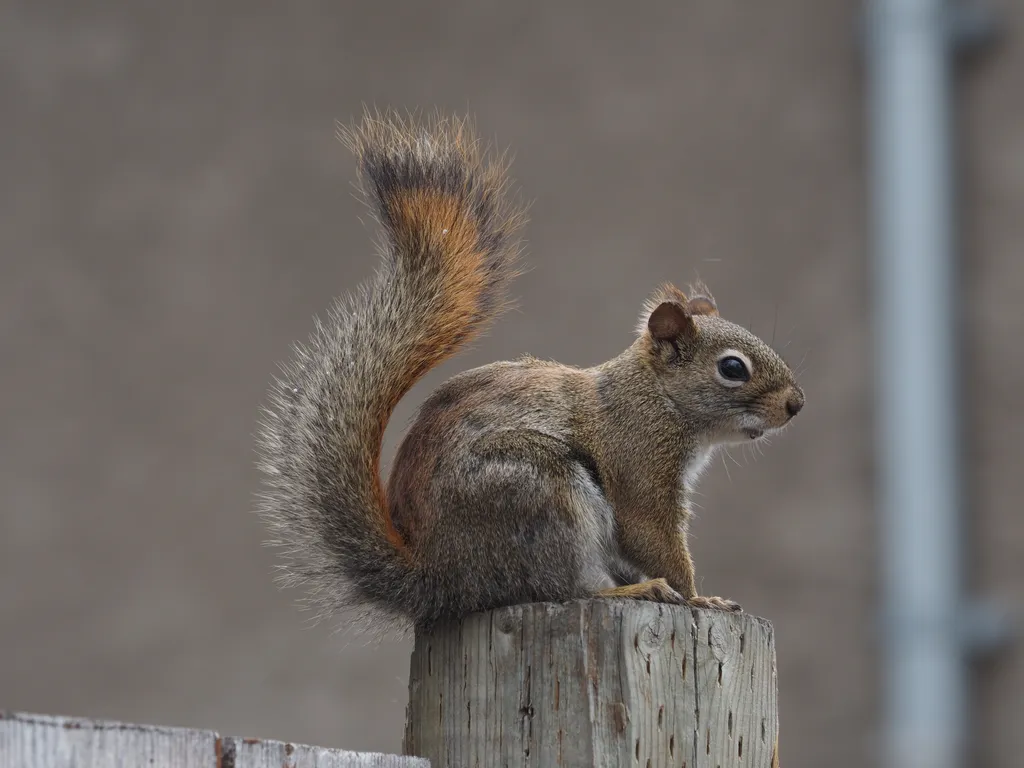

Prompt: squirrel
[256,110,805,631]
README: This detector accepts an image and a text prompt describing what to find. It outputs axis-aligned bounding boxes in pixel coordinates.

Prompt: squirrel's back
[255,111,529,628]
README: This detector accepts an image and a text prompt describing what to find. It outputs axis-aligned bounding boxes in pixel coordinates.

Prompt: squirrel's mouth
[742,427,764,440]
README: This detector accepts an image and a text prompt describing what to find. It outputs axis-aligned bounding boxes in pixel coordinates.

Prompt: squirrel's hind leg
[417,429,617,616]
[596,579,688,605]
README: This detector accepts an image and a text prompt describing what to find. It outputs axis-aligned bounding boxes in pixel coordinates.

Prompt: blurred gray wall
[2,2,1022,766]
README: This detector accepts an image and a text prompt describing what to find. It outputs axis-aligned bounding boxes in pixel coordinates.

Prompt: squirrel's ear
[685,296,718,317]
[685,281,718,316]
[648,302,697,342]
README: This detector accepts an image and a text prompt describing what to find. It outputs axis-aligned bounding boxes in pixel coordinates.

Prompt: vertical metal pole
[865,1,966,767]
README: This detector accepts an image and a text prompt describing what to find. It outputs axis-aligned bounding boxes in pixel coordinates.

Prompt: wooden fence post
[404,599,779,767]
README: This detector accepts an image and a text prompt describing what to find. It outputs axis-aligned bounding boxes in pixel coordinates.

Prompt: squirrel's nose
[785,389,805,418]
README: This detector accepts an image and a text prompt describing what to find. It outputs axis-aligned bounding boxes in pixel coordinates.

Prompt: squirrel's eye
[718,356,750,383]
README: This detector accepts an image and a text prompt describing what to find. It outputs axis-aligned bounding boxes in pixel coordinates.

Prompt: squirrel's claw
[644,578,688,605]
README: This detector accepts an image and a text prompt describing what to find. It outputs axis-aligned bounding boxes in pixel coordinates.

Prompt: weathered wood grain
[404,599,779,767]
[0,711,429,768]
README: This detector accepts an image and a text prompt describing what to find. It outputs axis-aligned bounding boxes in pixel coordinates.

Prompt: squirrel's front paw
[687,595,743,613]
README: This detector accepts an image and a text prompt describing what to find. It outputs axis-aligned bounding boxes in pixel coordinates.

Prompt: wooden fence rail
[0,711,427,768]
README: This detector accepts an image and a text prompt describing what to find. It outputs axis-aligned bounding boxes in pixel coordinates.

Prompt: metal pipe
[865,1,965,766]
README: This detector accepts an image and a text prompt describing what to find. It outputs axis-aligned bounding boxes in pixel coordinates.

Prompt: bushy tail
[255,111,527,627]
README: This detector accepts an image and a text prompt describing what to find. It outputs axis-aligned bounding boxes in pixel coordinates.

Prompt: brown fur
[256,110,804,632]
